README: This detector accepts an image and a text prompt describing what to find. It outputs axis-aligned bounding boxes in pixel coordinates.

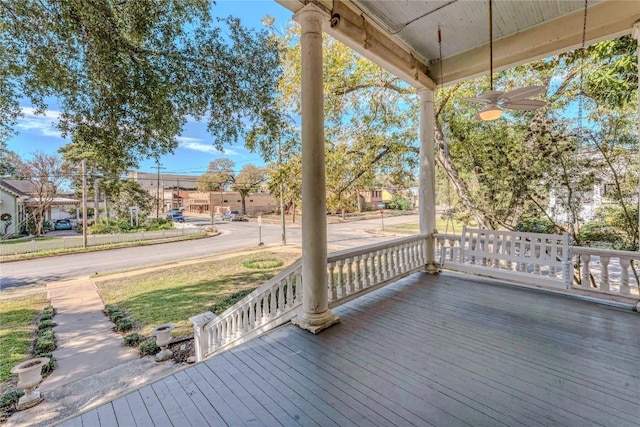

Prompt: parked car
[53,219,73,230]
[221,210,245,221]
[166,213,185,222]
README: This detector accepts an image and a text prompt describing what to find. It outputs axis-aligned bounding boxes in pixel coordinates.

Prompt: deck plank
[59,272,640,427]
[172,370,226,426]
[111,398,136,427]
[124,391,156,427]
[96,404,118,427]
[138,384,173,427]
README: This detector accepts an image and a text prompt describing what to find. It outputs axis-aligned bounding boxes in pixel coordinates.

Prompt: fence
[0,227,203,256]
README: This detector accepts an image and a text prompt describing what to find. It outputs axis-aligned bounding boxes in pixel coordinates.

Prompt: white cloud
[16,107,64,139]
[177,137,240,156]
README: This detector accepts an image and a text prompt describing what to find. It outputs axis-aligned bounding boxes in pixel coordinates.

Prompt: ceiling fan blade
[461,97,493,105]
[503,99,546,111]
[499,86,546,102]
[478,90,503,101]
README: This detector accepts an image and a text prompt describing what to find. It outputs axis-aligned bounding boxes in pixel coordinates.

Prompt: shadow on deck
[59,272,640,426]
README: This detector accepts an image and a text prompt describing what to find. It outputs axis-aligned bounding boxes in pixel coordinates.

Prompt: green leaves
[1,1,284,176]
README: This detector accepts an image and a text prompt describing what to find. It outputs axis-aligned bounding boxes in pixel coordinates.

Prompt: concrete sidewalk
[6,278,182,427]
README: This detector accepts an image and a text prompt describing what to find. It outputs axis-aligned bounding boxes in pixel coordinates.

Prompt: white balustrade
[193,234,430,361]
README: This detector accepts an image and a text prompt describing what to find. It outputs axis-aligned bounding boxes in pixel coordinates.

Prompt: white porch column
[418,88,439,274]
[291,4,339,334]
[633,21,640,248]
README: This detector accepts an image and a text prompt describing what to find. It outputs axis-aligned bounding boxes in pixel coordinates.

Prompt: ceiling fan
[461,0,547,121]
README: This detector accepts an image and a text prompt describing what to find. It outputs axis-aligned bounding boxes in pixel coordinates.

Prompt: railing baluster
[337,259,345,298]
[346,258,354,295]
[354,255,361,291]
[362,253,370,287]
[600,256,610,292]
[328,262,336,302]
[580,254,591,289]
[620,258,631,295]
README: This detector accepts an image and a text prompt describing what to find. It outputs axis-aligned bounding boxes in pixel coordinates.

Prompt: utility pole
[81,159,87,248]
[278,139,286,245]
[93,165,100,222]
[155,162,164,218]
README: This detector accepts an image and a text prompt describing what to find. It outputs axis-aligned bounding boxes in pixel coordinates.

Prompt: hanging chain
[438,25,455,239]
[489,0,494,90]
[572,0,588,240]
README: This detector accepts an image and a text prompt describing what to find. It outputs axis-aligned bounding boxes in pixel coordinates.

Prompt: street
[0,214,419,289]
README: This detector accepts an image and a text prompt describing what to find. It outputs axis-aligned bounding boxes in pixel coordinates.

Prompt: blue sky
[6,0,293,176]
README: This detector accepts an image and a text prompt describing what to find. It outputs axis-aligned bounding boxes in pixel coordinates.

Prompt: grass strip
[95,248,301,338]
[0,293,49,383]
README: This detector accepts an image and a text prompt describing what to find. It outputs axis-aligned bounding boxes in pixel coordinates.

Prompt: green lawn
[384,218,476,235]
[0,293,49,382]
[95,248,302,338]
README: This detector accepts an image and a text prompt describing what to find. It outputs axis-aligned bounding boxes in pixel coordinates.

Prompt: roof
[0,179,26,197]
[276,0,640,87]
[0,179,38,196]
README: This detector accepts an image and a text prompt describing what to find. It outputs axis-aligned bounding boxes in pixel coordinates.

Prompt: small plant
[209,288,257,315]
[35,337,55,354]
[35,353,56,376]
[124,332,141,347]
[105,304,122,316]
[40,306,54,322]
[242,258,283,270]
[0,387,24,421]
[38,319,54,330]
[110,310,125,323]
[139,340,160,356]
[115,318,133,332]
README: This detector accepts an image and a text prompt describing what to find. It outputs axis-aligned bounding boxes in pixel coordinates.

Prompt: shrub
[243,258,283,270]
[578,222,622,247]
[38,329,54,341]
[124,333,141,347]
[115,318,133,332]
[38,319,54,330]
[105,304,122,316]
[144,218,173,231]
[110,311,125,323]
[0,388,24,409]
[35,338,55,354]
[515,218,557,234]
[139,340,159,356]
[34,353,56,376]
[40,306,54,322]
[209,288,257,315]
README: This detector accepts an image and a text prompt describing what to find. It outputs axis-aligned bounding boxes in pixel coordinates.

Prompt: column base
[425,262,440,275]
[291,310,340,334]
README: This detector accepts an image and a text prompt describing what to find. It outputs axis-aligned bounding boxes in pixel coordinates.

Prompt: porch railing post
[291,4,339,334]
[418,88,438,274]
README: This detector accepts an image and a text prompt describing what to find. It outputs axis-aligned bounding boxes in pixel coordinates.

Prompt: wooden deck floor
[58,272,640,427]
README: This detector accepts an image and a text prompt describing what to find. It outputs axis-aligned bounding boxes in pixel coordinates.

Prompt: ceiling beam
[276,0,436,90]
[430,0,640,86]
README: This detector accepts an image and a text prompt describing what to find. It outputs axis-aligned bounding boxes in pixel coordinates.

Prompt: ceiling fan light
[478,106,502,121]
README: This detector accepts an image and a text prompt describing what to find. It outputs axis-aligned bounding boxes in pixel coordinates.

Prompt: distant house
[0,179,80,235]
[0,179,27,235]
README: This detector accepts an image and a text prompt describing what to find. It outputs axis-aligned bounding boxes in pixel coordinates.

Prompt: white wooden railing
[191,234,429,361]
[192,230,639,362]
[572,247,640,296]
[435,231,640,298]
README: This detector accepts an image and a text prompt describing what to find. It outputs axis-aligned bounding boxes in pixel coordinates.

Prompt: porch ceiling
[276,0,640,87]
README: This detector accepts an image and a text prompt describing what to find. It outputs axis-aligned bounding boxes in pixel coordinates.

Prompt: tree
[2,1,285,177]
[233,164,267,214]
[14,152,67,236]
[107,180,154,224]
[275,25,420,211]
[434,35,637,238]
[0,142,20,176]
[199,159,235,192]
